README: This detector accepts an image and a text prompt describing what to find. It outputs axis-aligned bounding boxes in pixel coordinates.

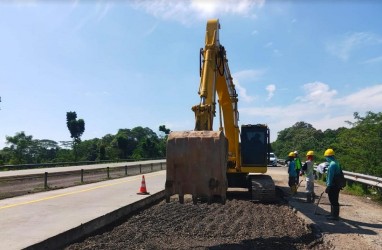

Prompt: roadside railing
[0,161,166,200]
[342,170,382,188]
[314,166,382,189]
[0,158,165,171]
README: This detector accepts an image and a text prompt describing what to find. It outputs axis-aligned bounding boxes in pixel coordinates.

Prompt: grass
[316,178,382,204]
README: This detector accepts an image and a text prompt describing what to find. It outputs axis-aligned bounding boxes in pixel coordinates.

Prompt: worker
[324,148,341,220]
[301,150,315,203]
[287,152,298,195]
[294,151,302,184]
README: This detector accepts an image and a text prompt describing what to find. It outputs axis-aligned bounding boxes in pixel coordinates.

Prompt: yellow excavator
[165,19,275,204]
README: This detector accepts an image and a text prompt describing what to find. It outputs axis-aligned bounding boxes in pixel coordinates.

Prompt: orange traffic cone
[137,175,150,195]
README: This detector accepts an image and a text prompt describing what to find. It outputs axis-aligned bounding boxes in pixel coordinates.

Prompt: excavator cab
[240,124,270,167]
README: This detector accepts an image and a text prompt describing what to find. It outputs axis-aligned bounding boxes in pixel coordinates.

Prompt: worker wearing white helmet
[301,150,315,203]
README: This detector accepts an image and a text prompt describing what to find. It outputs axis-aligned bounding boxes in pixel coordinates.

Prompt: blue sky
[1,0,382,149]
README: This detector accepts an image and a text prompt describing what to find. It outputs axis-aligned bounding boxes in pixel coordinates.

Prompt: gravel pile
[66,196,326,250]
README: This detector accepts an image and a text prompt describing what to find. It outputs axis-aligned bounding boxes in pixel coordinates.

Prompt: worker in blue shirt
[324,148,341,220]
[287,152,298,195]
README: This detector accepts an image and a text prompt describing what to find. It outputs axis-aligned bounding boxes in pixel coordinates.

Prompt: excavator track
[249,175,276,202]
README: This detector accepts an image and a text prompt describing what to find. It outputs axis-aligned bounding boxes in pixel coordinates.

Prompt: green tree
[101,134,118,160]
[76,138,100,161]
[5,132,35,164]
[337,111,382,176]
[66,111,85,161]
[159,125,171,135]
[114,129,139,159]
[158,125,171,157]
[272,122,321,161]
[66,112,85,143]
[34,139,59,163]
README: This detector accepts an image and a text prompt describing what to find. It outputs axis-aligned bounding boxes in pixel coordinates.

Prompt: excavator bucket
[165,130,228,204]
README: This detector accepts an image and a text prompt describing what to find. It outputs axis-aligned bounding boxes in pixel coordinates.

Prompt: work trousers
[295,169,300,183]
[328,187,340,206]
[288,176,297,187]
[305,175,314,194]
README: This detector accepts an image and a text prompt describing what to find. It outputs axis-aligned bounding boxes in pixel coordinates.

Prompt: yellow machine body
[165,19,274,203]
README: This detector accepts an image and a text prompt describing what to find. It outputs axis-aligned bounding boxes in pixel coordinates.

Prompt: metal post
[160,162,162,170]
[151,163,153,171]
[125,165,128,176]
[81,169,84,183]
[107,167,110,179]
[139,164,142,174]
[44,172,48,189]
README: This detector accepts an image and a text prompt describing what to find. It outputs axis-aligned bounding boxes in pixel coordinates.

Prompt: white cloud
[361,55,382,64]
[131,0,265,24]
[232,69,265,103]
[235,82,255,103]
[240,82,382,141]
[264,42,273,48]
[336,84,382,109]
[298,81,337,106]
[266,84,275,100]
[73,2,113,32]
[144,23,159,36]
[233,69,264,81]
[326,32,382,61]
[95,1,113,21]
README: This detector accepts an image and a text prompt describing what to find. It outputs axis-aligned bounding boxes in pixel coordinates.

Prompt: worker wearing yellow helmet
[301,150,315,203]
[287,152,298,194]
[324,148,342,220]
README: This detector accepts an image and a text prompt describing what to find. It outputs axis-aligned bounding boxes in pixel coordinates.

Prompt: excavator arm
[192,19,240,171]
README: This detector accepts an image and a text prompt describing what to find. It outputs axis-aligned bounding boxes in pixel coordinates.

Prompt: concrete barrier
[25,190,165,250]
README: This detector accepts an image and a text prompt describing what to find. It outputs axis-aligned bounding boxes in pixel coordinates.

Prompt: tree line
[271,111,382,177]
[0,112,170,165]
[2,110,381,178]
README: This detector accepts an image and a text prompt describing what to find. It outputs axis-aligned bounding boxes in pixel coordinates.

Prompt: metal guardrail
[0,158,166,171]
[313,165,382,189]
[0,161,167,200]
[343,170,382,188]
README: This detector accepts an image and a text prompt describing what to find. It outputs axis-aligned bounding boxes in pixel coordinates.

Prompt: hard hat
[288,152,295,157]
[306,150,314,156]
[294,150,298,155]
[324,148,335,156]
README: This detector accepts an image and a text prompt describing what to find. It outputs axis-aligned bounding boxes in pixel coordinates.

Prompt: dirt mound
[66,198,327,250]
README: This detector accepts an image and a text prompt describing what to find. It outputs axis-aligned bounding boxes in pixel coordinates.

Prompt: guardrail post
[125,165,128,176]
[151,163,153,171]
[139,164,142,174]
[81,169,84,183]
[107,167,110,179]
[362,183,368,192]
[160,162,162,170]
[44,172,48,189]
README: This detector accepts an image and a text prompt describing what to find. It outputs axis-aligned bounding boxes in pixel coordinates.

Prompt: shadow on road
[285,185,380,237]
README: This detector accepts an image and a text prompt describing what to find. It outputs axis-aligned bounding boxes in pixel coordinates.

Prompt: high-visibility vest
[295,157,302,170]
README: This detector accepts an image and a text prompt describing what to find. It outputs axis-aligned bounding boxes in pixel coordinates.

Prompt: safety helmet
[294,150,298,155]
[288,152,295,157]
[306,150,314,156]
[324,148,335,156]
